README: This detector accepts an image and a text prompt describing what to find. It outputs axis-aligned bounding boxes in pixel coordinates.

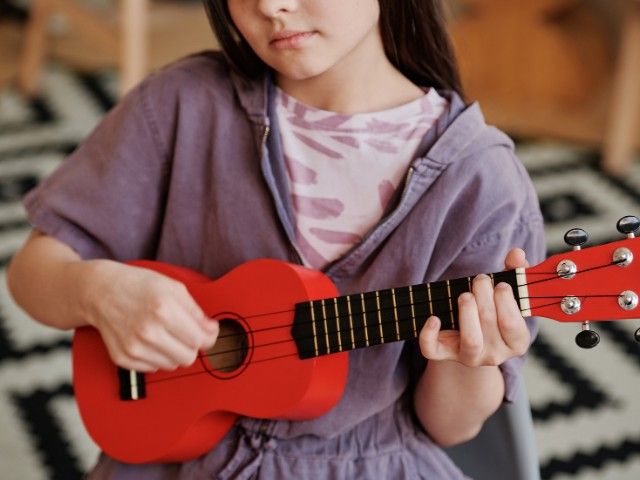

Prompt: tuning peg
[575,322,600,348]
[635,327,640,343]
[616,215,640,238]
[564,228,588,250]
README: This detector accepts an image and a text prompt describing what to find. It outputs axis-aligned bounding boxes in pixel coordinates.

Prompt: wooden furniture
[602,1,640,174]
[449,0,640,174]
[0,16,23,91]
[17,0,215,97]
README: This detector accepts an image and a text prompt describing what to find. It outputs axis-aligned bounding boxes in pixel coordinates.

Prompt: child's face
[227,0,382,82]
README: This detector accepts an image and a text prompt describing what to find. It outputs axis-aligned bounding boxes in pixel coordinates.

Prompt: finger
[168,288,218,347]
[418,316,455,360]
[177,303,219,351]
[457,292,484,365]
[133,349,180,371]
[199,319,219,350]
[116,357,159,373]
[103,330,167,372]
[137,326,199,369]
[494,282,530,354]
[163,304,212,351]
[504,248,529,270]
[471,274,497,327]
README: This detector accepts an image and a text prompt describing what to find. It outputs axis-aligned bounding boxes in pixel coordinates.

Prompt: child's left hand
[418,248,531,367]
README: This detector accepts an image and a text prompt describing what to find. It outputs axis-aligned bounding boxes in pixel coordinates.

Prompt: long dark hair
[202,0,463,96]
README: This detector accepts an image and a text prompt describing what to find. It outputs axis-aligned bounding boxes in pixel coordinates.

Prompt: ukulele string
[211,260,622,344]
[193,293,617,365]
[145,293,614,386]
[144,261,623,386]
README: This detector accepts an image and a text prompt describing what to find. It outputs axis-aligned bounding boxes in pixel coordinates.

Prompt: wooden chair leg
[119,0,149,96]
[17,0,54,97]
[602,2,640,175]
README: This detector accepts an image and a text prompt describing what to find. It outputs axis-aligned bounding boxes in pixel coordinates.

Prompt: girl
[7,0,545,478]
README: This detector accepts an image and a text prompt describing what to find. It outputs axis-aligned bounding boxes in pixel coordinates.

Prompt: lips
[270,30,316,49]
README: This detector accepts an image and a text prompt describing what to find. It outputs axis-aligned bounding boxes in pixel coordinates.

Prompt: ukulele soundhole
[203,318,249,376]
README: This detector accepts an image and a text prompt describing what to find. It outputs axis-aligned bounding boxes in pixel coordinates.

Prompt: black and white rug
[2,61,640,479]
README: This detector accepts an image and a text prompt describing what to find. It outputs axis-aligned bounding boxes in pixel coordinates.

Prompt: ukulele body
[72,259,349,464]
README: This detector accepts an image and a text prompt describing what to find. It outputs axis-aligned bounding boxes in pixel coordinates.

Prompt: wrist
[70,259,119,328]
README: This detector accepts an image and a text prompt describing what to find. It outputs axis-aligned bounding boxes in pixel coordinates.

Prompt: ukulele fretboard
[291,270,527,359]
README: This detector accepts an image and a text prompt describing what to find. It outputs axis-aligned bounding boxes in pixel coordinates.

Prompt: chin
[272,59,331,82]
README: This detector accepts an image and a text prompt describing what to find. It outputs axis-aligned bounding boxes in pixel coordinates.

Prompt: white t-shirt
[276,87,448,269]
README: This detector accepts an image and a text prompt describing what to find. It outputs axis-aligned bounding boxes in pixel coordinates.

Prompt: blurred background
[1,0,640,479]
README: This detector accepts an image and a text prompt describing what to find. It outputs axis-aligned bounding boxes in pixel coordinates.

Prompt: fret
[408,285,417,338]
[332,298,343,352]
[378,289,398,343]
[375,292,385,343]
[320,299,331,355]
[360,293,370,347]
[311,301,329,355]
[345,295,356,350]
[428,281,450,329]
[492,270,521,307]
[309,301,319,357]
[362,292,382,345]
[411,283,430,331]
[449,277,473,331]
[446,280,455,330]
[391,288,401,341]
[391,286,412,340]
[346,294,368,349]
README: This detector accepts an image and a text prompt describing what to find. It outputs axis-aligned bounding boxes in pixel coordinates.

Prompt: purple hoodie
[24,52,545,479]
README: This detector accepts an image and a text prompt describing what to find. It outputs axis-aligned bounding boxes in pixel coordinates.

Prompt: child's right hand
[79,261,219,372]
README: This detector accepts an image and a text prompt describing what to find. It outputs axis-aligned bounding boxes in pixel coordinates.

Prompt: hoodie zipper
[260,124,305,266]
[323,163,419,278]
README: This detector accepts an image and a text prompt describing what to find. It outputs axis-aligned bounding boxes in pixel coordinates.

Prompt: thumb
[504,248,529,270]
[200,319,219,350]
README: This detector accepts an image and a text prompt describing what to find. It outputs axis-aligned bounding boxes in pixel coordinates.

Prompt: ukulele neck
[291,269,529,359]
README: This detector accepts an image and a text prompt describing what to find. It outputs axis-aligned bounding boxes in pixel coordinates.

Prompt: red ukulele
[72,217,640,463]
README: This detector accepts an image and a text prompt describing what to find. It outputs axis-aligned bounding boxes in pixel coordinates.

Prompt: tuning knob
[564,228,588,250]
[635,327,640,343]
[617,215,640,238]
[576,329,600,348]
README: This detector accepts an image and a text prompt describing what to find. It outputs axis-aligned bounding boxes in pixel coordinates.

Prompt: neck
[292,270,527,359]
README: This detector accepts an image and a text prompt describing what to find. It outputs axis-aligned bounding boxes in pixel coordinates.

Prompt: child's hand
[418,248,530,367]
[80,262,219,372]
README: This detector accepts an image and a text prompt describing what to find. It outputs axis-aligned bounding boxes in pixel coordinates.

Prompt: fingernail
[204,319,218,330]
[459,292,473,302]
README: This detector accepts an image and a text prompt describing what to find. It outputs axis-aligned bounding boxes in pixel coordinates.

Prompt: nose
[256,0,297,18]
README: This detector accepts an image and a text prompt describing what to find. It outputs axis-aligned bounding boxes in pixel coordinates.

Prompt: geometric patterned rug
[1,62,640,479]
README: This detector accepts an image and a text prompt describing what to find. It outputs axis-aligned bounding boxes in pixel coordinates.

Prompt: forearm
[7,230,106,330]
[413,359,505,447]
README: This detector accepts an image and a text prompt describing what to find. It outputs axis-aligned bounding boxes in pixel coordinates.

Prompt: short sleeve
[406,144,546,404]
[442,213,545,403]
[23,78,171,261]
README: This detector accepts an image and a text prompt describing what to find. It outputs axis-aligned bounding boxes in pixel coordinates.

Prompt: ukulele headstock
[525,215,640,348]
